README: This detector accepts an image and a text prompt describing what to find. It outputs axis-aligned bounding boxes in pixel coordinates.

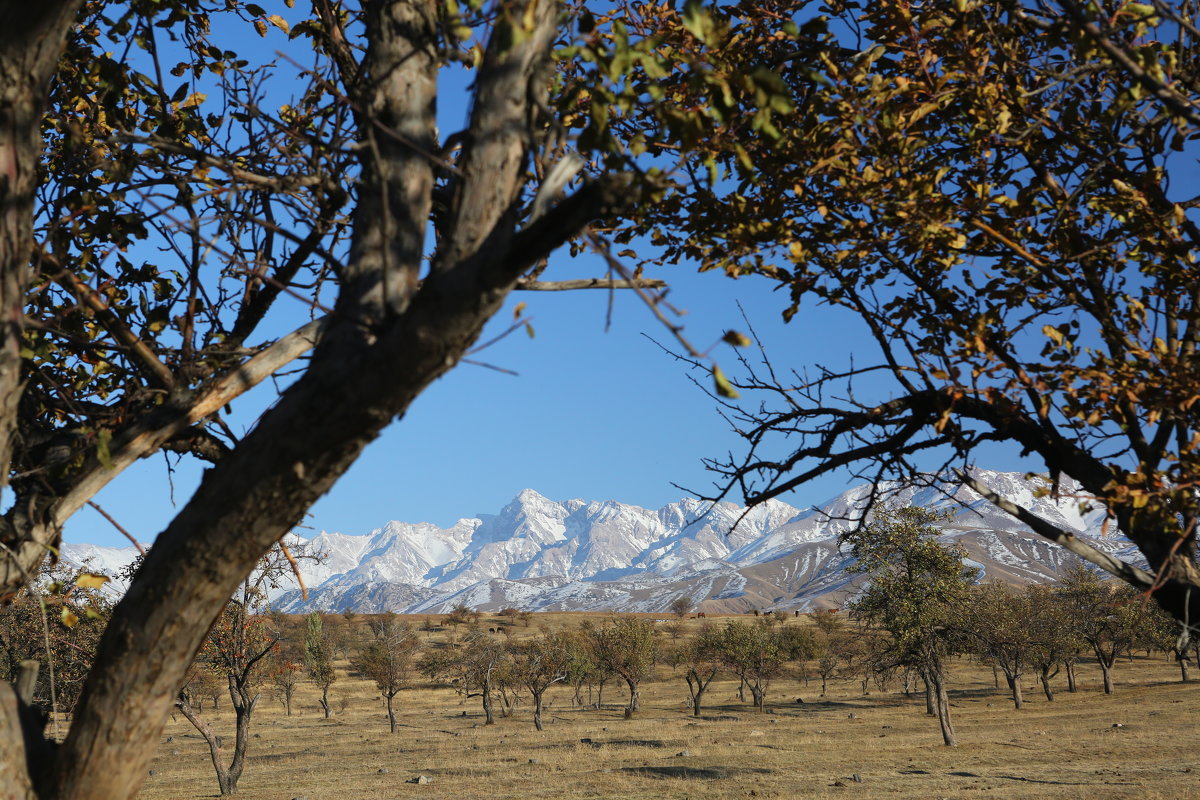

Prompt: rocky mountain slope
[62,470,1140,614]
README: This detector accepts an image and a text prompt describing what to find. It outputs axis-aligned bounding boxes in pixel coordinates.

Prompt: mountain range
[62,470,1142,614]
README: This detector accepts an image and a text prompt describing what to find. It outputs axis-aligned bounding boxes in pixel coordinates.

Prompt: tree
[1023,585,1081,701]
[584,617,657,714]
[269,655,303,717]
[595,0,1200,628]
[669,596,695,619]
[455,630,512,725]
[713,618,809,712]
[304,613,337,719]
[509,632,571,731]
[175,578,279,796]
[0,0,692,795]
[1057,565,1152,694]
[0,563,110,716]
[811,610,854,698]
[965,583,1039,710]
[673,624,723,717]
[846,506,976,746]
[353,615,419,733]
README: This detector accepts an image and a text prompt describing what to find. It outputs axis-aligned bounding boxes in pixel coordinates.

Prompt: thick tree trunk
[924,679,935,716]
[1099,660,1115,694]
[3,1,625,797]
[626,679,640,713]
[750,684,765,712]
[1066,660,1077,692]
[532,691,544,731]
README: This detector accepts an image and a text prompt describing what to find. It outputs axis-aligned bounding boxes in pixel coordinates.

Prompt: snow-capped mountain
[61,470,1140,614]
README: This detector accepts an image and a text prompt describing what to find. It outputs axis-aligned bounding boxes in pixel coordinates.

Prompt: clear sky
[59,11,1033,548]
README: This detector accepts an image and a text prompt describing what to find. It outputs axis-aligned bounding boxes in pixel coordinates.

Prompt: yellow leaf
[712,365,740,399]
[179,92,206,109]
[267,14,289,34]
[253,18,268,36]
[61,608,79,629]
[1042,324,1063,346]
[75,573,110,590]
[723,330,752,348]
[513,301,527,320]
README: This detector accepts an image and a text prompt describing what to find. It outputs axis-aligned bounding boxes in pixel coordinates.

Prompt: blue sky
[60,7,1037,548]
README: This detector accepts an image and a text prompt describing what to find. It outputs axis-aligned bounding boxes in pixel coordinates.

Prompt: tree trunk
[1040,665,1055,702]
[1099,659,1115,695]
[2,2,614,797]
[386,692,396,734]
[750,684,765,712]
[1066,660,1077,693]
[320,686,332,718]
[738,676,746,702]
[1178,653,1191,683]
[1005,673,1023,710]
[532,691,544,731]
[483,684,495,725]
[923,679,935,716]
[930,673,956,747]
[820,675,827,697]
[626,679,640,713]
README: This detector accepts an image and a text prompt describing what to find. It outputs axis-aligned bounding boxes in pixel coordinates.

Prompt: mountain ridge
[62,470,1140,614]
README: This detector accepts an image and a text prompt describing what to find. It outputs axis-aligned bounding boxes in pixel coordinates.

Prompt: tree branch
[956,469,1154,589]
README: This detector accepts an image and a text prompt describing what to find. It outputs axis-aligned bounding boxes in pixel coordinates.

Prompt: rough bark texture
[0,0,87,602]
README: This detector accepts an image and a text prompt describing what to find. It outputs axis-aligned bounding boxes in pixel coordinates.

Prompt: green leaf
[712,365,740,398]
[97,428,113,469]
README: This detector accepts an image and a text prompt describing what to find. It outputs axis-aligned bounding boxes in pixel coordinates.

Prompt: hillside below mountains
[64,470,1140,614]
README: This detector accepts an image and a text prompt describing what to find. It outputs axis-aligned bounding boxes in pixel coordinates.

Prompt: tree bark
[924,679,935,716]
[386,692,396,733]
[1099,659,1115,694]
[0,0,88,603]
[1039,665,1055,701]
[1066,660,1077,692]
[1005,673,1023,710]
[930,673,956,747]
[41,1,611,797]
[532,690,544,731]
[626,679,640,713]
[320,686,332,718]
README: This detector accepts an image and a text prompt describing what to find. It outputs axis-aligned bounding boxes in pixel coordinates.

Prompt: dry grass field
[134,613,1199,800]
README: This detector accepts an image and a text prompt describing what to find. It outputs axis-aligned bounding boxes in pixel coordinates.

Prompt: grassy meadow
[136,613,1199,800]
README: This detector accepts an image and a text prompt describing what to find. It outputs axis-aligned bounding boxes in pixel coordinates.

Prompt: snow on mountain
[65,470,1138,615]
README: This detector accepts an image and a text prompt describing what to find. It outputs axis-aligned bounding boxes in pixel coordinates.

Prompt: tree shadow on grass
[619,765,773,780]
